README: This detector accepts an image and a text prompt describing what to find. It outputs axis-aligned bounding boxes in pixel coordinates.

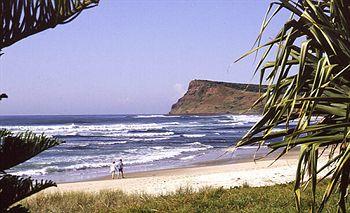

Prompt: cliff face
[169,80,265,115]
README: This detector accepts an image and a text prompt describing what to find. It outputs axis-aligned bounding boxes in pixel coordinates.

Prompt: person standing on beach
[110,161,117,179]
[118,159,125,178]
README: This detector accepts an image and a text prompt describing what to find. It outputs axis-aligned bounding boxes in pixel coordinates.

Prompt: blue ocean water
[1,114,264,182]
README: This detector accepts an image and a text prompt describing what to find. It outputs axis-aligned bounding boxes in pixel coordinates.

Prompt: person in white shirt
[110,161,117,179]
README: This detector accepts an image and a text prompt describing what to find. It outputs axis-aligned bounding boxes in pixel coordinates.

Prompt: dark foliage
[236,0,350,212]
[0,0,99,212]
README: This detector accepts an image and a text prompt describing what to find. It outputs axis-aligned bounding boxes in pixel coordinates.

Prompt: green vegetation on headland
[169,80,266,115]
[23,181,347,213]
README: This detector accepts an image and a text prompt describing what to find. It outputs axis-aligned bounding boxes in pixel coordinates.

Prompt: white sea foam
[4,114,262,179]
[217,120,234,123]
[223,115,262,123]
[125,145,212,165]
[78,143,90,147]
[221,115,320,125]
[11,162,112,176]
[180,155,196,160]
[183,134,206,138]
[0,122,175,137]
[97,141,127,145]
[110,144,213,166]
[152,146,165,150]
[188,142,213,149]
[135,115,180,118]
[135,115,168,118]
[109,132,175,138]
[189,142,203,146]
[163,122,180,125]
[223,122,245,126]
[237,146,267,150]
[125,148,138,153]
[10,142,214,177]
[10,166,59,176]
[64,162,109,171]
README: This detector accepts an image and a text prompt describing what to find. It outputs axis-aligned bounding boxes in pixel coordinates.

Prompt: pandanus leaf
[235,0,350,211]
[0,0,100,50]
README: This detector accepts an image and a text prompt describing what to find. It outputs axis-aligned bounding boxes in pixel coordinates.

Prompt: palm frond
[0,174,56,212]
[0,130,61,171]
[0,0,100,50]
[236,0,350,211]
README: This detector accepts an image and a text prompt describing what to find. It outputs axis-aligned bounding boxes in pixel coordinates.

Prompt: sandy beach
[44,149,324,195]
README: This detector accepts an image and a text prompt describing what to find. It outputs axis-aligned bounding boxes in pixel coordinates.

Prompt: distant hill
[169,80,266,115]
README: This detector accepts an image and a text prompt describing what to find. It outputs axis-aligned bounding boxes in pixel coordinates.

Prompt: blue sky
[0,0,287,115]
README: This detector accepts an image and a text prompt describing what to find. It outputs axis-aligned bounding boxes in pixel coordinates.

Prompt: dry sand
[44,150,328,195]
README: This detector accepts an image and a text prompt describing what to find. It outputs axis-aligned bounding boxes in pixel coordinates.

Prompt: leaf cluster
[0,0,100,212]
[0,0,99,50]
[0,130,61,212]
[236,0,350,212]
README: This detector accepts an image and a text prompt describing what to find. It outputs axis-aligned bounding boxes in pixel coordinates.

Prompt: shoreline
[92,148,300,181]
[43,148,311,195]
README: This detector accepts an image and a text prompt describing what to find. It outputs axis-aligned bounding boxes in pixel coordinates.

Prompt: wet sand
[43,149,321,195]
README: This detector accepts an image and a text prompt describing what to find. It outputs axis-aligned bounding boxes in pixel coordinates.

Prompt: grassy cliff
[169,80,266,115]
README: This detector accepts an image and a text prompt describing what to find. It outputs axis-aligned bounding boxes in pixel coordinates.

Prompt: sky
[0,0,288,115]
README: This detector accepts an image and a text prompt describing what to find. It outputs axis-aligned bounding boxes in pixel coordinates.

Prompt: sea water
[1,114,264,182]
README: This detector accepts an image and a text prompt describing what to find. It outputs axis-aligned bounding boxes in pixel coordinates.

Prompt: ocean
[1,114,264,183]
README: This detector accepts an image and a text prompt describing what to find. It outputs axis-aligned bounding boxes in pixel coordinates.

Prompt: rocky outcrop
[169,80,266,115]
